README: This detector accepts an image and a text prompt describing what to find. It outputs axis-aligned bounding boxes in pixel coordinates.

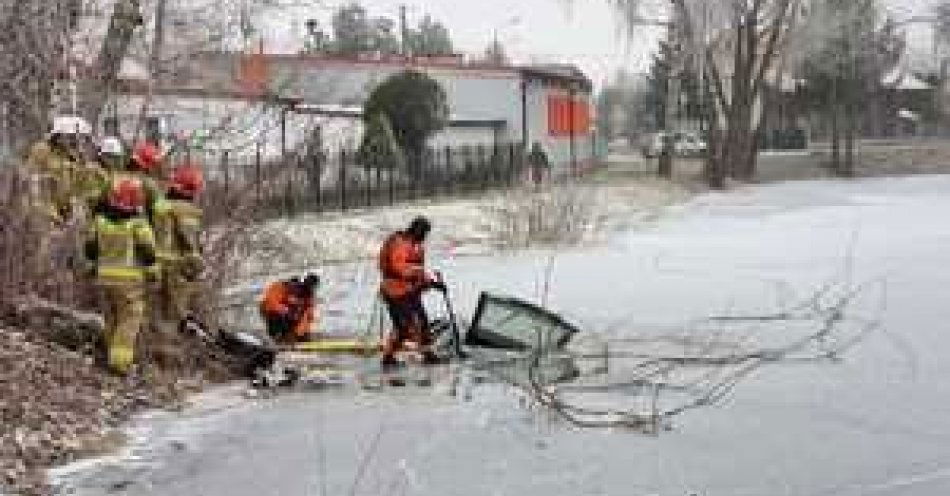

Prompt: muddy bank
[0,301,239,496]
[0,327,194,496]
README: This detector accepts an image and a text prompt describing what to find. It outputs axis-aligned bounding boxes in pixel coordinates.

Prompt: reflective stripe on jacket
[26,141,83,221]
[88,214,157,285]
[153,198,203,264]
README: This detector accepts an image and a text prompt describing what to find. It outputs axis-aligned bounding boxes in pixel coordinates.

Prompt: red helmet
[108,178,145,214]
[131,143,162,172]
[169,164,205,198]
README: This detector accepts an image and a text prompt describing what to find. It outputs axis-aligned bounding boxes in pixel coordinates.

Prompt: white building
[112,53,599,174]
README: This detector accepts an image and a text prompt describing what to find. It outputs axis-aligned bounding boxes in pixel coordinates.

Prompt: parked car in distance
[607,138,630,153]
[641,131,707,158]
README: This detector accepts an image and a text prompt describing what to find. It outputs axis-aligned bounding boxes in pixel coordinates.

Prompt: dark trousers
[264,314,294,342]
[382,293,430,357]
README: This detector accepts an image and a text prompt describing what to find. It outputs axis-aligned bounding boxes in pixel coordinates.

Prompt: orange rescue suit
[379,232,431,299]
[259,281,316,342]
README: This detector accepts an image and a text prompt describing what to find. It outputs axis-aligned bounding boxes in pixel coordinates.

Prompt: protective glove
[182,254,204,281]
[144,265,161,283]
[429,281,448,294]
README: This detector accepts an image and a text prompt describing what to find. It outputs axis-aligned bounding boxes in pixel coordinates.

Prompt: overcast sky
[259,0,943,88]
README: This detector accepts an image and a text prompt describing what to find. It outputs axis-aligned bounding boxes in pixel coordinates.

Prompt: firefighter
[90,141,163,215]
[78,137,127,212]
[25,115,94,224]
[127,142,164,219]
[153,163,205,335]
[98,137,127,172]
[83,178,158,375]
[378,216,446,368]
[259,273,321,345]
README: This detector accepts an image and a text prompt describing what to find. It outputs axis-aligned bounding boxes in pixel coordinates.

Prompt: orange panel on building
[547,94,592,137]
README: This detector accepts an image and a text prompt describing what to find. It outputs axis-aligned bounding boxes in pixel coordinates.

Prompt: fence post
[340,149,348,211]
[375,153,382,206]
[443,146,452,197]
[364,150,372,207]
[254,141,262,211]
[507,143,515,186]
[476,144,487,191]
[315,148,324,211]
[492,144,500,186]
[388,153,395,205]
[221,151,230,201]
[461,145,471,193]
[284,156,294,217]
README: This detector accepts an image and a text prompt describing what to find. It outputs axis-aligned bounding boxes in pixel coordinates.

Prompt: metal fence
[195,141,528,219]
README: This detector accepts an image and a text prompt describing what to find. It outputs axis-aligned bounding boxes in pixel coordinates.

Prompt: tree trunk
[830,103,841,172]
[843,101,856,177]
[705,128,726,189]
[658,135,673,179]
[0,1,74,152]
[79,0,143,126]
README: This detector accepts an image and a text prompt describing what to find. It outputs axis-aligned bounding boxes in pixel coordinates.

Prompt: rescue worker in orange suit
[259,274,321,345]
[378,217,446,368]
[83,179,158,375]
[153,164,205,335]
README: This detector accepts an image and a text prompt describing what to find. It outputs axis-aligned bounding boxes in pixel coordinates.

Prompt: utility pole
[149,0,167,83]
[659,17,683,179]
[400,4,409,56]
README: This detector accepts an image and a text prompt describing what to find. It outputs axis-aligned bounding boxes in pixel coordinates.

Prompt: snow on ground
[234,175,693,284]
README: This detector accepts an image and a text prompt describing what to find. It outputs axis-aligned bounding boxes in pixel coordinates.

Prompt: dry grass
[499,180,598,248]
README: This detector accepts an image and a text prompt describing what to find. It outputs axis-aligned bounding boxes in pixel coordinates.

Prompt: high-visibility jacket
[379,232,430,299]
[96,170,162,219]
[85,213,157,285]
[260,281,316,339]
[153,197,203,270]
[26,141,84,222]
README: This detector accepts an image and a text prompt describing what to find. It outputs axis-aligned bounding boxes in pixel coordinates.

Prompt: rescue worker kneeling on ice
[83,179,158,375]
[378,216,447,368]
[259,274,321,345]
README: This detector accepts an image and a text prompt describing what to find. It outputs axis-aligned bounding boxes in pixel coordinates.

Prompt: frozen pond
[56,175,950,495]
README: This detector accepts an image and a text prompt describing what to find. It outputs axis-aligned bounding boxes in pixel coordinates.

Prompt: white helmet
[99,136,124,156]
[51,115,92,136]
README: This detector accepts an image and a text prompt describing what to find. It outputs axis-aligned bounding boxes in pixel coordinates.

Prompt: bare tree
[604,0,805,187]
[800,1,904,176]
[515,278,883,432]
[78,0,144,126]
[0,0,80,154]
